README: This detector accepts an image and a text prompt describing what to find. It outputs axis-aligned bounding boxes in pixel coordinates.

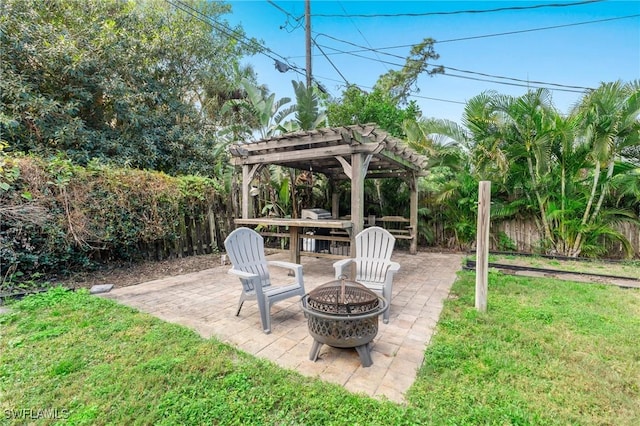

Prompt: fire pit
[300,277,388,367]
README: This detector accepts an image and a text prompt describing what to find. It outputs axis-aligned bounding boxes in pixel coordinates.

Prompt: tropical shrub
[0,154,225,287]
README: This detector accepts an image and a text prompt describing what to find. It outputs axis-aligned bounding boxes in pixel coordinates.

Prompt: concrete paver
[100,251,463,403]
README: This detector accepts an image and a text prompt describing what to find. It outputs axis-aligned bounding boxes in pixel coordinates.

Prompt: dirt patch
[63,253,223,289]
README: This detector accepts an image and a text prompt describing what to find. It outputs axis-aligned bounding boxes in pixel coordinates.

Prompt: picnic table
[234,218,353,264]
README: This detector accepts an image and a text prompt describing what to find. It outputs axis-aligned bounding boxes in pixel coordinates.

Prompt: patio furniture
[224,227,306,334]
[332,226,399,323]
[234,217,352,264]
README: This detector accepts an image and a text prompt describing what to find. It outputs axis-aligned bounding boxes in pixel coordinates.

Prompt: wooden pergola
[228,123,429,255]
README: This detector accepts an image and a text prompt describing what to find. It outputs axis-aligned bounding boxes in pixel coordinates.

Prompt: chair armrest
[267,261,304,290]
[333,258,354,279]
[228,268,258,280]
[389,261,400,273]
[228,268,265,297]
[267,260,302,275]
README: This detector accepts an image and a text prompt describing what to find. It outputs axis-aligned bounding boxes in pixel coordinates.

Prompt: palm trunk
[559,164,567,254]
[572,159,614,257]
[589,159,615,223]
[527,156,552,243]
[571,160,601,256]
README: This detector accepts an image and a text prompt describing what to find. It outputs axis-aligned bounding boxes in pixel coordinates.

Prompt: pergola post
[330,179,340,219]
[241,164,261,219]
[350,152,365,238]
[241,164,250,219]
[409,174,418,254]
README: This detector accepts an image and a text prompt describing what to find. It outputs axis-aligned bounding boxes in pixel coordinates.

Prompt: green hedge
[0,153,226,286]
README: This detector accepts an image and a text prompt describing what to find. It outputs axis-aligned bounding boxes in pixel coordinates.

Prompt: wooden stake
[476,181,491,312]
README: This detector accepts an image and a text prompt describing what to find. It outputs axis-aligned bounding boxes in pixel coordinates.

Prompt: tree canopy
[0,0,256,175]
[326,86,420,138]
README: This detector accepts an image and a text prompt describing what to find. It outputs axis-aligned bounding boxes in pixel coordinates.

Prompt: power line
[442,66,593,91]
[315,77,467,105]
[337,0,390,72]
[267,0,303,33]
[312,13,615,92]
[437,13,640,44]
[308,13,638,92]
[267,0,303,22]
[262,1,459,101]
[166,1,596,106]
[165,0,307,78]
[168,0,337,98]
[443,72,586,93]
[410,94,467,105]
[313,0,604,18]
[316,43,593,92]
[312,39,350,86]
[310,14,639,57]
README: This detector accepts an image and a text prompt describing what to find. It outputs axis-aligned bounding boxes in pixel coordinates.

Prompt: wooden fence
[131,208,639,261]
[490,219,639,258]
[134,203,234,261]
[492,219,542,253]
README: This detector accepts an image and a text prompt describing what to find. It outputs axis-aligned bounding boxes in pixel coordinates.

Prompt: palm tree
[221,78,295,140]
[401,115,476,248]
[284,81,327,217]
[402,117,467,170]
[569,80,640,256]
[289,80,326,131]
[490,89,558,243]
[462,91,509,181]
[417,83,639,257]
[545,112,584,254]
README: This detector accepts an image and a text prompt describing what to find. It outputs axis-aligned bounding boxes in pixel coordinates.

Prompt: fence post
[476,181,491,312]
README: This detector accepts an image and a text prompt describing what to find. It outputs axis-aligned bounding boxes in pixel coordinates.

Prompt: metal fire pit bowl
[301,277,388,367]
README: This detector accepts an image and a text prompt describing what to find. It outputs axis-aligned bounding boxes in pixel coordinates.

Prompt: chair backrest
[354,226,396,284]
[224,227,271,291]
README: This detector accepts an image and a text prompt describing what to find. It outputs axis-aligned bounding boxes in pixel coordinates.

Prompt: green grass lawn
[1,272,639,425]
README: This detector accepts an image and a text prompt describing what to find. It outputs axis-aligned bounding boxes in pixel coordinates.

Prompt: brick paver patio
[100,251,463,403]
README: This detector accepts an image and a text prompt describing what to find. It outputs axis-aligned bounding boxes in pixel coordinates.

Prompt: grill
[301,208,332,220]
[301,208,332,253]
[301,277,388,367]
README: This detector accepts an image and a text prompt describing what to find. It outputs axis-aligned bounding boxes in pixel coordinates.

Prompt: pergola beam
[230,143,380,167]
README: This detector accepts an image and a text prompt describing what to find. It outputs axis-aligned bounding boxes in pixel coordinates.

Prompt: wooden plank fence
[135,204,234,261]
[489,219,639,258]
[131,210,639,261]
[492,219,542,253]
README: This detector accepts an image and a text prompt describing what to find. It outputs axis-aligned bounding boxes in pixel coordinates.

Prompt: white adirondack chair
[224,227,306,334]
[333,226,399,323]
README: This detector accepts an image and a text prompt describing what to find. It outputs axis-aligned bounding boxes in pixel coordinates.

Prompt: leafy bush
[495,231,517,252]
[0,154,226,287]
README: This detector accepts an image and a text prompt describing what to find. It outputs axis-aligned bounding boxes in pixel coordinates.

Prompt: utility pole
[305,0,312,88]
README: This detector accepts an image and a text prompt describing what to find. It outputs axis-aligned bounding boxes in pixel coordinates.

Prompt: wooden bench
[377,216,415,240]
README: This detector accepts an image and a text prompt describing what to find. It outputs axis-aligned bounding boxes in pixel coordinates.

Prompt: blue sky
[224,1,640,123]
